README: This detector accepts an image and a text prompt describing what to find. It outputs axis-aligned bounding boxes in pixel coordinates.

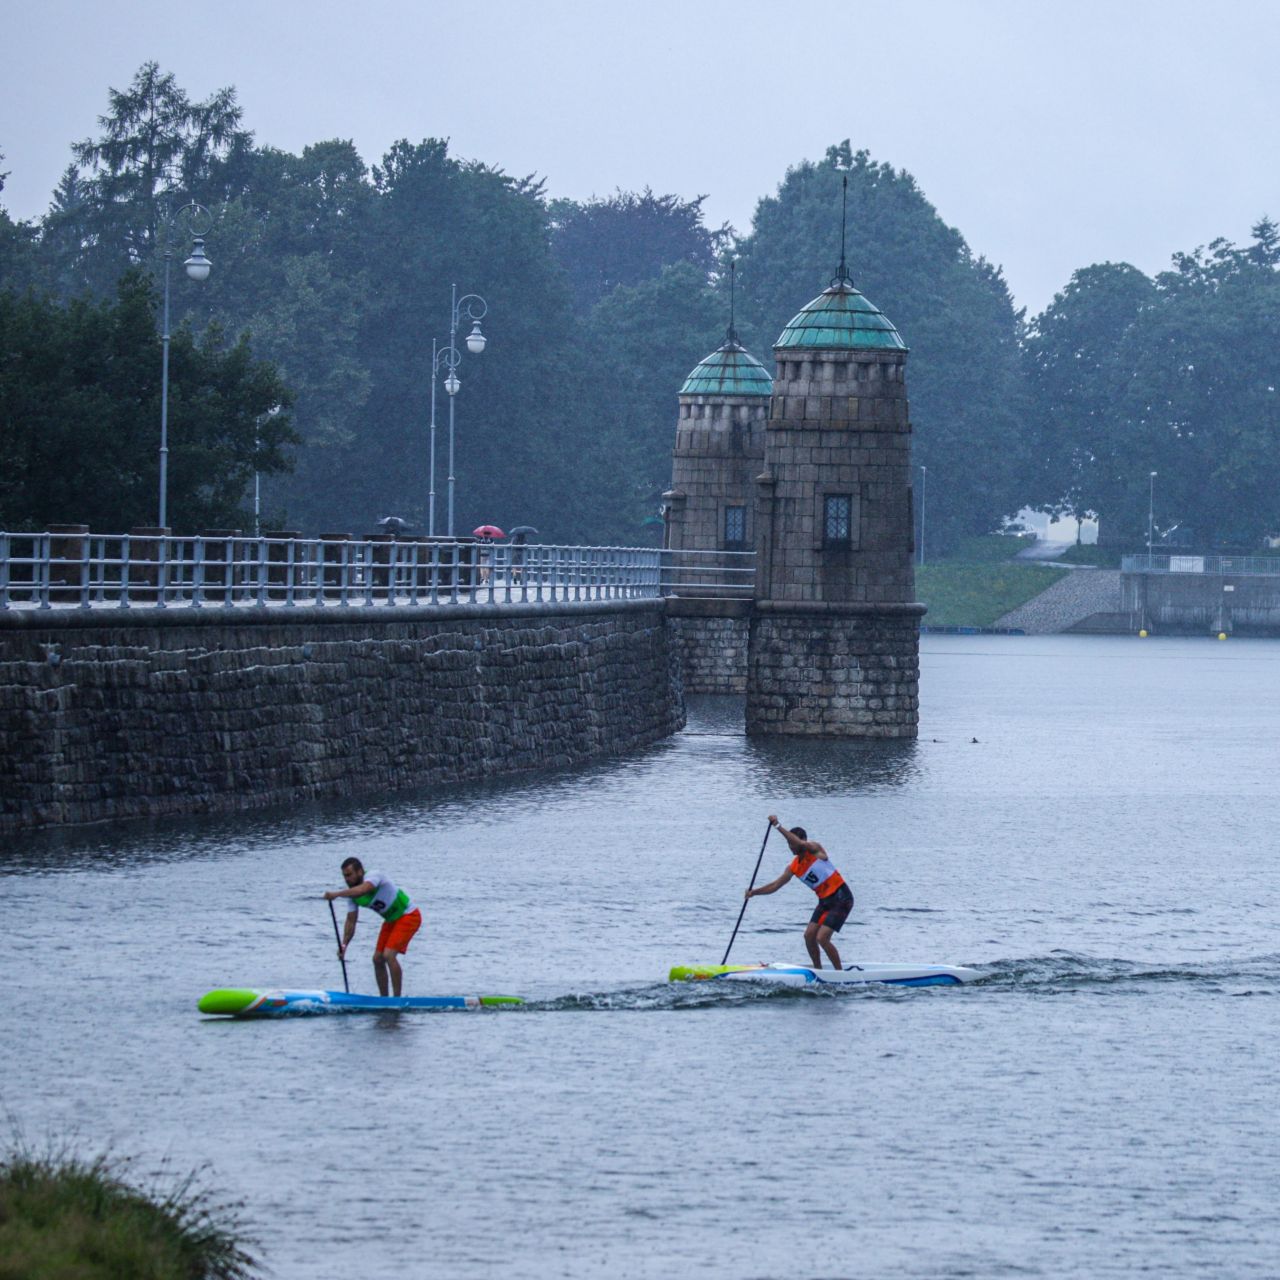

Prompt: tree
[198,140,377,528]
[0,271,294,532]
[733,142,1033,551]
[577,261,727,539]
[41,62,252,299]
[0,156,39,292]
[550,189,726,311]
[311,137,580,539]
[1115,229,1280,547]
[1026,225,1280,549]
[1023,262,1157,537]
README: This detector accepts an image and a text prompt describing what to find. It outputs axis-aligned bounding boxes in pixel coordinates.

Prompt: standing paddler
[744,815,854,970]
[323,858,422,996]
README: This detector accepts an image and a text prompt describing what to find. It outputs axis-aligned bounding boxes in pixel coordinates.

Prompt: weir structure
[666,208,924,736]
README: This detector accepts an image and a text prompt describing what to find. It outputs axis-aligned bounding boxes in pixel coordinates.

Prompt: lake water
[3,634,1278,1279]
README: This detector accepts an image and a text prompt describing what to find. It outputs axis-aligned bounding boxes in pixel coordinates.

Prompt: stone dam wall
[0,600,682,833]
[664,599,750,695]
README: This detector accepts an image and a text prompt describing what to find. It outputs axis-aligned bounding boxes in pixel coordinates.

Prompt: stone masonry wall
[745,604,923,737]
[667,396,766,555]
[759,352,915,605]
[665,611,749,694]
[0,600,682,832]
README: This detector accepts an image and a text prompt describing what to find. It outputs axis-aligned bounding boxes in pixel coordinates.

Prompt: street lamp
[427,284,488,537]
[254,405,282,537]
[918,464,928,567]
[158,201,213,528]
[427,338,459,536]
[1147,470,1158,565]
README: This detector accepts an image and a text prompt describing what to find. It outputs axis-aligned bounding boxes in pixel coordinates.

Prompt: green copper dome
[679,339,773,397]
[775,281,906,351]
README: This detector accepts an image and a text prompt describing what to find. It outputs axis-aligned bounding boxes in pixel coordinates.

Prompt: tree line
[1,63,1276,551]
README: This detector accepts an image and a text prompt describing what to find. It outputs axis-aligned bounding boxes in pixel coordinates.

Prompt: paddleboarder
[323,858,422,996]
[745,816,853,970]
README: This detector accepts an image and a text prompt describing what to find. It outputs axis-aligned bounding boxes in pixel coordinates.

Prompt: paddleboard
[198,988,523,1017]
[668,961,981,987]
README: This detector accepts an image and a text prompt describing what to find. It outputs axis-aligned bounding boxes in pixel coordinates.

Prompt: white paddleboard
[669,961,981,987]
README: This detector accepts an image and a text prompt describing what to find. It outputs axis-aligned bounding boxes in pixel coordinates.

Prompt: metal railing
[0,531,756,611]
[659,548,756,598]
[1122,553,1280,577]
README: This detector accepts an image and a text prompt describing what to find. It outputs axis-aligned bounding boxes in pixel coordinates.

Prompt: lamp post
[918,464,928,567]
[158,202,213,529]
[427,338,460,536]
[1147,470,1158,566]
[432,284,488,537]
[254,405,282,537]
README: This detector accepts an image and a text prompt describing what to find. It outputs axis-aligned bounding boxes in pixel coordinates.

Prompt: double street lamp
[157,202,213,529]
[427,284,488,536]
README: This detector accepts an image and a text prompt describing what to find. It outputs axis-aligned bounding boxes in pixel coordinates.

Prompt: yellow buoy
[1218,632,1228,640]
[1138,629,1148,638]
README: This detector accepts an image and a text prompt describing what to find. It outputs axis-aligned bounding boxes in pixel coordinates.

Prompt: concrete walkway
[997,568,1123,634]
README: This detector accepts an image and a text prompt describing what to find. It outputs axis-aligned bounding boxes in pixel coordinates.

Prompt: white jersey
[346,870,413,921]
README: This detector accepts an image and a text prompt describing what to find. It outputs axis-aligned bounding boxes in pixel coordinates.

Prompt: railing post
[321,533,351,604]
[151,534,166,608]
[191,536,206,606]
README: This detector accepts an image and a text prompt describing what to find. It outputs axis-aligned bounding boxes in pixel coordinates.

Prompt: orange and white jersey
[789,851,846,899]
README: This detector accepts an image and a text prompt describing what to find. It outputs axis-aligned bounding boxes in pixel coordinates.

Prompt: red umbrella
[472,524,505,539]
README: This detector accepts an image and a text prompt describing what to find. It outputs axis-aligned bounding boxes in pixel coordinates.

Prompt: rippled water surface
[4,634,1279,1279]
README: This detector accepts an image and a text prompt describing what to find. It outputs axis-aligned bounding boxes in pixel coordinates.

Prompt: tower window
[823,494,853,545]
[724,505,747,550]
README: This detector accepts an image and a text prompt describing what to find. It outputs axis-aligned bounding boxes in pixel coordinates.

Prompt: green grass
[0,1146,258,1280]
[917,533,1067,628]
[1057,543,1122,567]
[946,533,1038,563]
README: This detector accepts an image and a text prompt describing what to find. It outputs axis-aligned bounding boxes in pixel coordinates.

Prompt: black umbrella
[507,525,539,542]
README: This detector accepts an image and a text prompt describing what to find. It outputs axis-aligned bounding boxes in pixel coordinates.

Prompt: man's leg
[816,925,842,970]
[803,922,823,968]
[373,951,390,996]
[384,949,405,997]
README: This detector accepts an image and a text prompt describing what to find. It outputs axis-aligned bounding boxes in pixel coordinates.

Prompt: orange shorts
[375,908,422,954]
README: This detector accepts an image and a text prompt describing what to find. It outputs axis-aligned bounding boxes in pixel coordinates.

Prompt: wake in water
[514,951,1280,1010]
[978,950,1280,995]
[514,979,962,1013]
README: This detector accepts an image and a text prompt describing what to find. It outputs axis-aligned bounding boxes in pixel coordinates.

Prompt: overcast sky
[2,0,1277,315]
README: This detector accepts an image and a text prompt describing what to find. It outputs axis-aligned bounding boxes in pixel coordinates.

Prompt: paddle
[328,899,350,993]
[721,822,772,965]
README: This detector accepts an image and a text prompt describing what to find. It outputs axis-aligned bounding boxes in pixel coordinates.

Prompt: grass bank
[917,535,1069,628]
[0,1146,258,1280]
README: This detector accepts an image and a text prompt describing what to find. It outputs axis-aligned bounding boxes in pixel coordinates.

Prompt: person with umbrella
[473,524,504,585]
[507,526,538,583]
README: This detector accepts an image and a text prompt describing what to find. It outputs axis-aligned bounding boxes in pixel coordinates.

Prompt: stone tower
[745,254,924,737]
[663,298,772,586]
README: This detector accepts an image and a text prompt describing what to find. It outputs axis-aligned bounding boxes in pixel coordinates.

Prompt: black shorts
[809,883,854,932]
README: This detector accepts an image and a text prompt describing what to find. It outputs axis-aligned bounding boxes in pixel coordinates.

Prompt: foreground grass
[917,535,1069,628]
[0,1147,258,1280]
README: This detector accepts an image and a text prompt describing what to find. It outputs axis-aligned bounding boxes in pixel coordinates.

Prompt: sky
[2,0,1278,316]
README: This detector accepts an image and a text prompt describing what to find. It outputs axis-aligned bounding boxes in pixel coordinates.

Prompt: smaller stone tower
[663,268,772,593]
